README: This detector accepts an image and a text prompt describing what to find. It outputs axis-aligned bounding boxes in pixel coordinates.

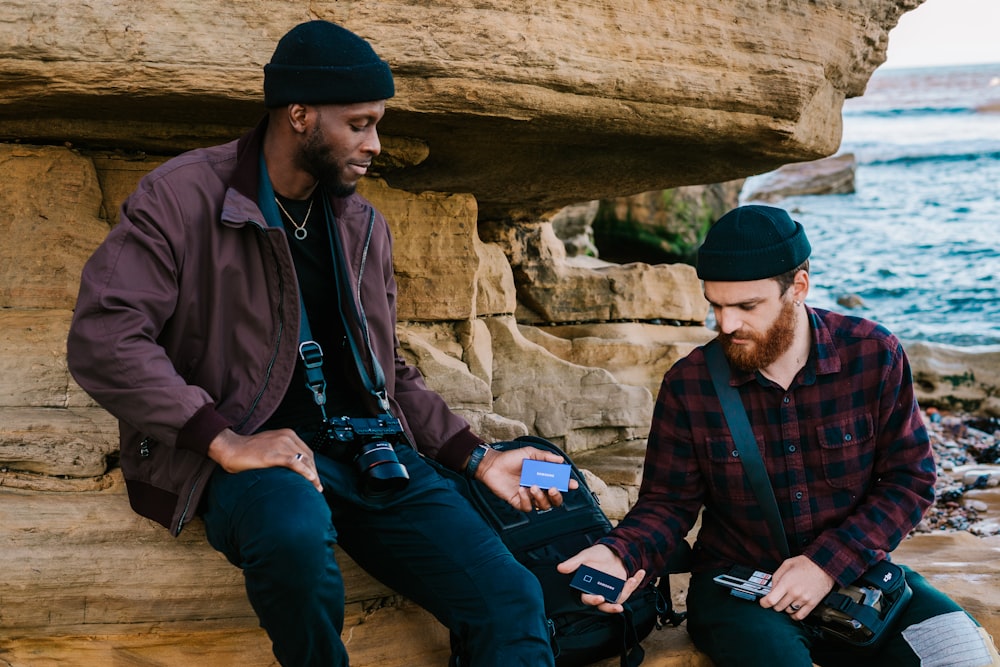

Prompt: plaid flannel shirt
[600,307,935,587]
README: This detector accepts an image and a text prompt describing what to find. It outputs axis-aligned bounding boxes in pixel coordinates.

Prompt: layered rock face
[1,0,919,220]
[8,2,998,666]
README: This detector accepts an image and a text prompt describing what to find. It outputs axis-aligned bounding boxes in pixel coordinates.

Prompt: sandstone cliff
[1,0,921,220]
[6,2,998,666]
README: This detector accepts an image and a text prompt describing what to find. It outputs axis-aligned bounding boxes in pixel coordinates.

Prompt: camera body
[311,413,410,495]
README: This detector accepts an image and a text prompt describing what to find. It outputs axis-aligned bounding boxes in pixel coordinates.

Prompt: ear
[790,269,810,304]
[286,103,310,134]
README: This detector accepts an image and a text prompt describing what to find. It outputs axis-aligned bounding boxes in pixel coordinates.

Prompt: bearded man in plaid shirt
[559,205,999,667]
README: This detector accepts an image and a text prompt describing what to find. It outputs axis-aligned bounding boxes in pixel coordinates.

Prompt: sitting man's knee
[902,611,1000,666]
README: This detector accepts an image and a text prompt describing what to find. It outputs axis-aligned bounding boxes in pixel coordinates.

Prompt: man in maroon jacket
[68,20,567,667]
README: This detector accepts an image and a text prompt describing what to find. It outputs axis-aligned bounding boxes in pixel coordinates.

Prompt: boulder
[521,322,714,402]
[743,152,858,203]
[0,146,108,310]
[482,220,710,326]
[550,200,601,259]
[487,316,655,454]
[907,341,1000,416]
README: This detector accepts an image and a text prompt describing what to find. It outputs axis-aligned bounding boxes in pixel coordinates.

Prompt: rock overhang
[0,0,920,218]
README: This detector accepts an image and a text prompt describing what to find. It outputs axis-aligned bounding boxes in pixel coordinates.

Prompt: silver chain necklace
[274,195,315,241]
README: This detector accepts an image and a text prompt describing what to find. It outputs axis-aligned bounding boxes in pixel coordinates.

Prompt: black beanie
[696,205,811,281]
[263,20,395,107]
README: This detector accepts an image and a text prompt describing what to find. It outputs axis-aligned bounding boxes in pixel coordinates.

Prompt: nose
[363,127,381,157]
[715,308,742,335]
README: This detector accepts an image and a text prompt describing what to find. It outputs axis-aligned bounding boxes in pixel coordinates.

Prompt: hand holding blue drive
[519,459,571,492]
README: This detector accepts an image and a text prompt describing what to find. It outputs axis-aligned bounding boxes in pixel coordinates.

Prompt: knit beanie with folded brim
[696,205,812,281]
[263,20,395,107]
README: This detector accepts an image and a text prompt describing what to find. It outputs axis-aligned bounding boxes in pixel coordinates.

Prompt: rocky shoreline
[921,409,1000,536]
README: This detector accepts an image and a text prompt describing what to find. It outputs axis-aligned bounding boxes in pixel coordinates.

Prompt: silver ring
[295,453,303,461]
[789,603,801,611]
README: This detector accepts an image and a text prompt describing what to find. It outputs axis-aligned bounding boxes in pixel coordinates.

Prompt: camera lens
[355,440,409,496]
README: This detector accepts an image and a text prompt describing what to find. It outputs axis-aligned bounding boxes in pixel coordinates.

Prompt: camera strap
[705,342,791,559]
[257,153,390,419]
[322,196,391,413]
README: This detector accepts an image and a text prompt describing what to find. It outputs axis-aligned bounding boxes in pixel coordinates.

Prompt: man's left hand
[475,445,579,512]
[759,555,836,620]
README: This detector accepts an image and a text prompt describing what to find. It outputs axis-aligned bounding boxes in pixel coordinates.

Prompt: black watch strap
[464,443,492,479]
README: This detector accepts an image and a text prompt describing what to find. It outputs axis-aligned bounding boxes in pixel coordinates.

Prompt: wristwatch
[465,443,492,479]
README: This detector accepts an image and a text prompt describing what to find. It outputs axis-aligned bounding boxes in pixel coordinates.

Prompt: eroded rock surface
[0,0,921,218]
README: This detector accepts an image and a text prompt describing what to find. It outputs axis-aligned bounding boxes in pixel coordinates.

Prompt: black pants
[202,445,554,667]
[687,565,994,667]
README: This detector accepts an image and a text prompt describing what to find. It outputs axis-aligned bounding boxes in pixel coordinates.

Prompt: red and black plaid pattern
[602,308,935,588]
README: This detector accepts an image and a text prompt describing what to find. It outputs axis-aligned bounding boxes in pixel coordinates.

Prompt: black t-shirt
[258,191,367,436]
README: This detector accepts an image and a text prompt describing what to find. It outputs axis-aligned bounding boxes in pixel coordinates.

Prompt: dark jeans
[687,565,982,667]
[202,444,554,667]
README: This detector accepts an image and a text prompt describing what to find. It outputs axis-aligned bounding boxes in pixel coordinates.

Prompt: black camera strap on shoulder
[705,342,913,649]
[258,154,389,417]
[704,342,790,559]
[322,196,391,413]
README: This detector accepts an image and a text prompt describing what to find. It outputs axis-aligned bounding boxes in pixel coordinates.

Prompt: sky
[883,0,1000,69]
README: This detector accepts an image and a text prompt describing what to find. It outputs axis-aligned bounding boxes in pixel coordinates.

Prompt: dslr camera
[311,413,410,496]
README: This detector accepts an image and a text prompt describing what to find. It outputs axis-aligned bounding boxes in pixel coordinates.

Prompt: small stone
[966,500,989,512]
[837,294,866,309]
[963,470,999,487]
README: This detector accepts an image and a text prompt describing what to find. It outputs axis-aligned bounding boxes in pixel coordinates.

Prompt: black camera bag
[433,435,689,667]
[802,559,913,649]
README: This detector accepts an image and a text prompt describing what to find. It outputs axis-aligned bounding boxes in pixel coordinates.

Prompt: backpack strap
[704,343,790,559]
[653,539,691,628]
[619,606,645,667]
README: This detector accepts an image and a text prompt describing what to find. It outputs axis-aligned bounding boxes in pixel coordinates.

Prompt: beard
[717,297,798,372]
[297,123,357,198]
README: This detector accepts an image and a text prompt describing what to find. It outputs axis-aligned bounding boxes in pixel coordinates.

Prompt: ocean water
[746,63,1000,347]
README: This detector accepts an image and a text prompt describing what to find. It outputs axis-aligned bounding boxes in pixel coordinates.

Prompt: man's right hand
[475,445,578,513]
[207,428,322,492]
[557,544,645,614]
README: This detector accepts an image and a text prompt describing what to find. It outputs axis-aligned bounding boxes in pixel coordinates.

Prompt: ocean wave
[843,106,980,118]
[863,149,1000,167]
[841,139,1000,167]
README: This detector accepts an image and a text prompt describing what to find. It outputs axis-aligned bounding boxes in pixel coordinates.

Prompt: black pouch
[803,560,912,650]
